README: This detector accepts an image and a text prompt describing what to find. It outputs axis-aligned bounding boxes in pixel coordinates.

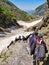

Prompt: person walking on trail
[29,27,38,55]
[34,33,48,60]
[32,33,48,65]
[29,27,48,56]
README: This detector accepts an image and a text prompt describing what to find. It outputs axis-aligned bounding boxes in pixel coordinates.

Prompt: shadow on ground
[43,54,49,65]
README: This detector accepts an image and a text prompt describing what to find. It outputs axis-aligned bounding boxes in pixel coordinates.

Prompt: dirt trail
[17,17,43,28]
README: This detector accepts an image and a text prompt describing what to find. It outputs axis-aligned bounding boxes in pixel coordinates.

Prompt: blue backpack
[29,36,34,46]
[29,35,37,55]
[29,34,37,46]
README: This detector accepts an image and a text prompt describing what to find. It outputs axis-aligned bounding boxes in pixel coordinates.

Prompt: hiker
[34,33,48,61]
[19,35,21,40]
[37,33,48,54]
[15,37,19,42]
[29,27,48,56]
[22,36,26,41]
[29,27,38,55]
[22,34,31,42]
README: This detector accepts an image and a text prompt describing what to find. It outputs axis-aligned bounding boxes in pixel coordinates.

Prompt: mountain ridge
[34,2,48,16]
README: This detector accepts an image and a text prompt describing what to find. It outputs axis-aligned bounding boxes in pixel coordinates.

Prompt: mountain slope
[0,6,20,29]
[0,0,34,21]
[0,0,35,30]
[34,2,48,16]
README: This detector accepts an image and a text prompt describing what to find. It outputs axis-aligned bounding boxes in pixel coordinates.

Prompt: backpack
[34,44,46,60]
[29,34,37,55]
[36,38,42,44]
[29,34,37,46]
[29,36,34,46]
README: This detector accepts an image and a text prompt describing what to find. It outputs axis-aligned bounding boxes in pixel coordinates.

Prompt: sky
[9,0,46,11]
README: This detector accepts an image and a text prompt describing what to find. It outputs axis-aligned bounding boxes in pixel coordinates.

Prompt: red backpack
[36,37,42,44]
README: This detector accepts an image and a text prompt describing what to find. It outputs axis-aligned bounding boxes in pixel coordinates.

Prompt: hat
[38,33,43,38]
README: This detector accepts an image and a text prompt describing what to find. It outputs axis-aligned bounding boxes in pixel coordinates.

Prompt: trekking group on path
[29,27,48,63]
[7,26,48,63]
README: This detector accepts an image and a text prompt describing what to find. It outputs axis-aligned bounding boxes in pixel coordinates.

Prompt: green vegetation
[0,6,15,16]
[10,51,13,55]
[0,53,9,62]
[45,9,49,17]
[0,0,36,21]
[0,27,5,31]
[0,6,18,29]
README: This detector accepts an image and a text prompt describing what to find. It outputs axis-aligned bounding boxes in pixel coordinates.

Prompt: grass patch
[10,51,13,55]
[0,53,9,62]
[0,27,5,31]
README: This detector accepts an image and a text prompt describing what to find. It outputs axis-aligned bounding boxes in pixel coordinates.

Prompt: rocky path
[0,40,33,65]
[0,37,49,65]
[0,32,49,65]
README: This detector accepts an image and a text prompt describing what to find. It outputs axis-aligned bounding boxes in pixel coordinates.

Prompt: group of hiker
[29,27,48,61]
[15,34,31,42]
[15,26,48,61]
[7,26,48,62]
[17,27,48,61]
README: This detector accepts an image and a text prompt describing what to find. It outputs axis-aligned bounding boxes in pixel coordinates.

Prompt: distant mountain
[26,10,34,15]
[34,2,48,16]
[26,3,48,16]
[0,0,36,30]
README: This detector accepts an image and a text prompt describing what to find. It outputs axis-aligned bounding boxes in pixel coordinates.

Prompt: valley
[0,0,49,65]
